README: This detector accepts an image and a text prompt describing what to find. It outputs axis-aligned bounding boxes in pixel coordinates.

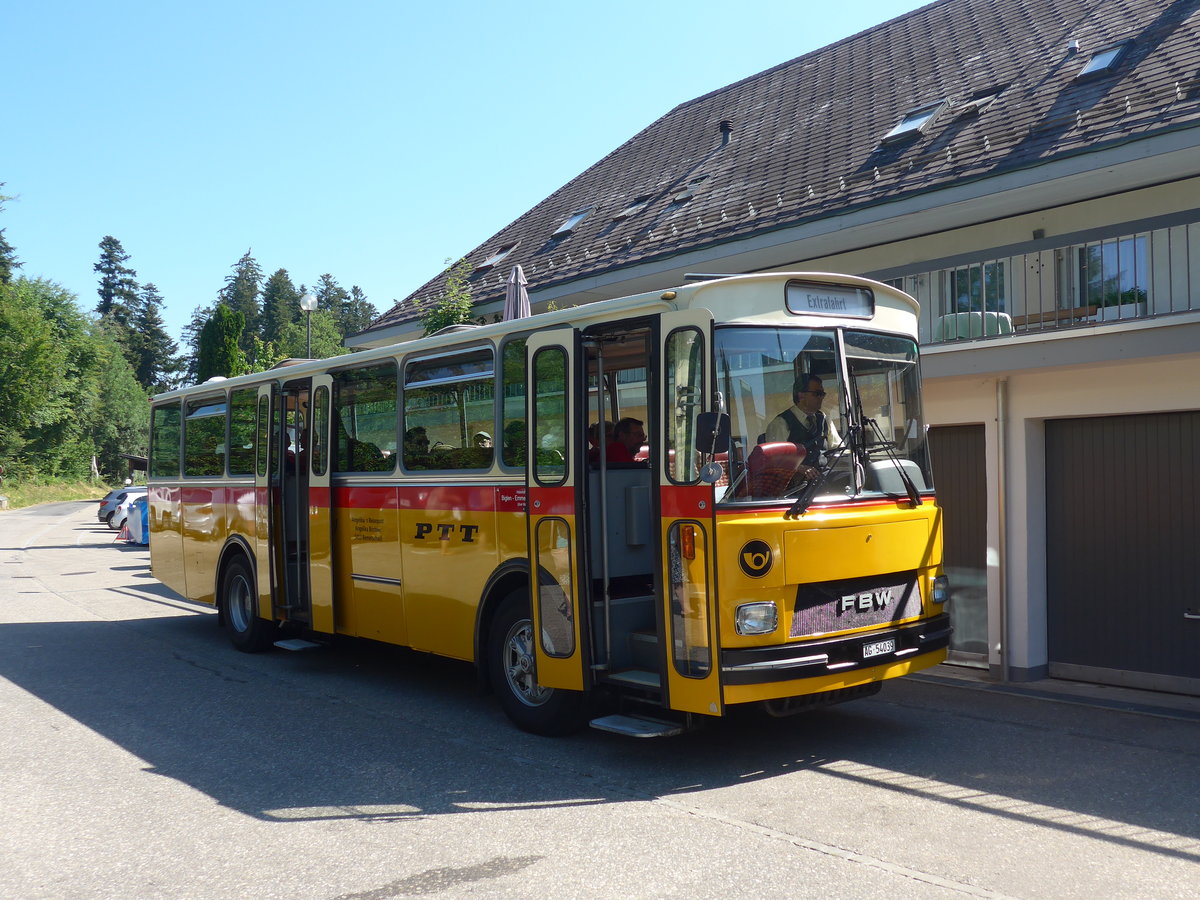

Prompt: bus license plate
[862,638,896,659]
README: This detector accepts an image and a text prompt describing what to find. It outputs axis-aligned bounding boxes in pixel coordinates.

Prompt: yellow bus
[148,272,949,736]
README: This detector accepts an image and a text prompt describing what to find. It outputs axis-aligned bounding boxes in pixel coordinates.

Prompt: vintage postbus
[147,272,950,736]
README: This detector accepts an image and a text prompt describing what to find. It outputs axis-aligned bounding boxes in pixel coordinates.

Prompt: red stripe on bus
[660,484,714,518]
[179,486,225,505]
[527,485,574,516]
[335,486,401,509]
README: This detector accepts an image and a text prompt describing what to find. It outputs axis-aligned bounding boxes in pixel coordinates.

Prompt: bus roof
[154,272,919,401]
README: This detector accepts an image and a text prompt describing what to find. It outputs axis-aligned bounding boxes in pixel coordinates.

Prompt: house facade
[354,0,1200,695]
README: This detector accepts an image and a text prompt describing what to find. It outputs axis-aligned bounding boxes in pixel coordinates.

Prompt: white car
[101,487,146,529]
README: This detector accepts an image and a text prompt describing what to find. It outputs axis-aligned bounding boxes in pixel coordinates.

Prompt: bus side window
[501,338,527,468]
[333,362,398,473]
[150,402,182,479]
[403,348,496,472]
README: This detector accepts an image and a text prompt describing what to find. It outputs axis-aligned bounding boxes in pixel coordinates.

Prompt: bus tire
[488,592,585,736]
[221,554,276,653]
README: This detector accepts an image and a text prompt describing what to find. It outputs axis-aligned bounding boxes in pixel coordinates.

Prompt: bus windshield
[714,326,933,504]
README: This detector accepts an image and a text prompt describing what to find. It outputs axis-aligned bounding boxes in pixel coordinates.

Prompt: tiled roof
[368,0,1200,335]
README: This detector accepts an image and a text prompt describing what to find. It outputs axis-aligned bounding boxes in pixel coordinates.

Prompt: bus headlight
[932,575,950,605]
[735,601,778,635]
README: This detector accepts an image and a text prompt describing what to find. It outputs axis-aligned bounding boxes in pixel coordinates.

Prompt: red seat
[745,442,805,497]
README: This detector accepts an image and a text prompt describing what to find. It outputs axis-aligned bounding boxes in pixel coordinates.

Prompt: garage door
[928,425,987,659]
[1046,412,1200,693]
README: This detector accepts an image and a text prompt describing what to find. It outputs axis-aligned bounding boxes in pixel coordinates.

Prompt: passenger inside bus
[606,417,647,465]
[335,417,390,472]
[404,426,432,469]
[587,420,614,464]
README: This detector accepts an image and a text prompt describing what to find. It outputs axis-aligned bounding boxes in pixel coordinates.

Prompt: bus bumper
[720,613,951,705]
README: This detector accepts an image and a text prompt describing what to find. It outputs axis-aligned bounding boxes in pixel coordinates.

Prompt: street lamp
[299,293,318,358]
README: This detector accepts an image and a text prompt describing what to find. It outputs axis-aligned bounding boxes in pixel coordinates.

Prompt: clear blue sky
[4,0,931,344]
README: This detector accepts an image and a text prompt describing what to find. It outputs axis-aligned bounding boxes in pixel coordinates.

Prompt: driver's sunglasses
[801,390,827,398]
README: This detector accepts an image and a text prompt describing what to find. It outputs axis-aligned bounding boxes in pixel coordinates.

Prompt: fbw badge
[739,540,773,578]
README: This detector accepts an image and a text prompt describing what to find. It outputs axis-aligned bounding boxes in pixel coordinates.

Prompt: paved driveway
[1,501,1198,899]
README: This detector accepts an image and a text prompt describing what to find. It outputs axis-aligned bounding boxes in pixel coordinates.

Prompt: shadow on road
[0,607,1196,867]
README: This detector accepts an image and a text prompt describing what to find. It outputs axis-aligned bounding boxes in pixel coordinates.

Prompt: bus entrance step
[274,638,322,651]
[589,714,683,738]
[629,630,659,670]
[607,669,661,689]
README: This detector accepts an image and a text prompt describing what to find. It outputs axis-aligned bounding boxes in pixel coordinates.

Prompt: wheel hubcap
[503,618,551,707]
[228,574,253,633]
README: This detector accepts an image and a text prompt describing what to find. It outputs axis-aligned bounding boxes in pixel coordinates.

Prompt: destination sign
[785,281,874,318]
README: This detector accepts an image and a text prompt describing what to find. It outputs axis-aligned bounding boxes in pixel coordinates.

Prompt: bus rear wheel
[222,555,276,653]
[489,592,585,736]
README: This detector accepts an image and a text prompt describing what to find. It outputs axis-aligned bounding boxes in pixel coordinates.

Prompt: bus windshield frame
[713,324,933,506]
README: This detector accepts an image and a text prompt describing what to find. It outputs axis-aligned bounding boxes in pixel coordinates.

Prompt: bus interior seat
[746,442,804,497]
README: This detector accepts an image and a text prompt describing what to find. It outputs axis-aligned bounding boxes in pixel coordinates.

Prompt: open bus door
[658,308,723,716]
[525,328,586,692]
[274,374,334,633]
[308,373,335,633]
[254,383,274,617]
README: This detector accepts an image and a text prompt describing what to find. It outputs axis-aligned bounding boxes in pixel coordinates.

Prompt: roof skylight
[552,208,591,237]
[613,196,651,220]
[476,242,517,271]
[1077,42,1129,79]
[880,100,947,145]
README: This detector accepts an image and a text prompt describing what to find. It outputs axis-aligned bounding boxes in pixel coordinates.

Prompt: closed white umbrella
[503,264,531,320]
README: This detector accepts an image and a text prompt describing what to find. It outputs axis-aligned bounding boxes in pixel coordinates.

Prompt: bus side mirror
[695,412,730,454]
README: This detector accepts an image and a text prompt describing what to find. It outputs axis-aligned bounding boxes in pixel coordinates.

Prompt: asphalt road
[1,501,1198,900]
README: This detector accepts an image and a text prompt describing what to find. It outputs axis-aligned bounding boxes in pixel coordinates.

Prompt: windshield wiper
[863,417,921,508]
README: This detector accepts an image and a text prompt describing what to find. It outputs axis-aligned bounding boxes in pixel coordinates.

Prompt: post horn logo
[739,540,773,578]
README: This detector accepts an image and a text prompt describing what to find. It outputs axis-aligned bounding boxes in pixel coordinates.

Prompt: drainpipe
[995,377,1009,682]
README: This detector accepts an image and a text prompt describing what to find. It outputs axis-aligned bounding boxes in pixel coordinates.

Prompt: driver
[765,373,841,477]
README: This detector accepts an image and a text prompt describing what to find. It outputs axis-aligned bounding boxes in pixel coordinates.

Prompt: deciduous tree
[421,258,474,336]
[274,310,348,361]
[196,304,248,382]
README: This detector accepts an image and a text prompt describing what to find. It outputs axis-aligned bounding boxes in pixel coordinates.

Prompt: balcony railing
[885,219,1200,346]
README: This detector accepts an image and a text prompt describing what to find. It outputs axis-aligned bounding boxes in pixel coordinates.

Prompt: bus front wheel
[222,555,276,653]
[488,592,585,736]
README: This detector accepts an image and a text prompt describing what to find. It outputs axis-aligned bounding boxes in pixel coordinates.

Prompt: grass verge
[0,479,114,510]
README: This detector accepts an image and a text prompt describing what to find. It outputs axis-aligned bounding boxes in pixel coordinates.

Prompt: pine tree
[0,230,18,285]
[94,235,139,326]
[180,303,213,386]
[219,249,263,351]
[314,273,350,338]
[341,285,378,337]
[0,185,20,286]
[260,268,300,345]
[132,283,181,392]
